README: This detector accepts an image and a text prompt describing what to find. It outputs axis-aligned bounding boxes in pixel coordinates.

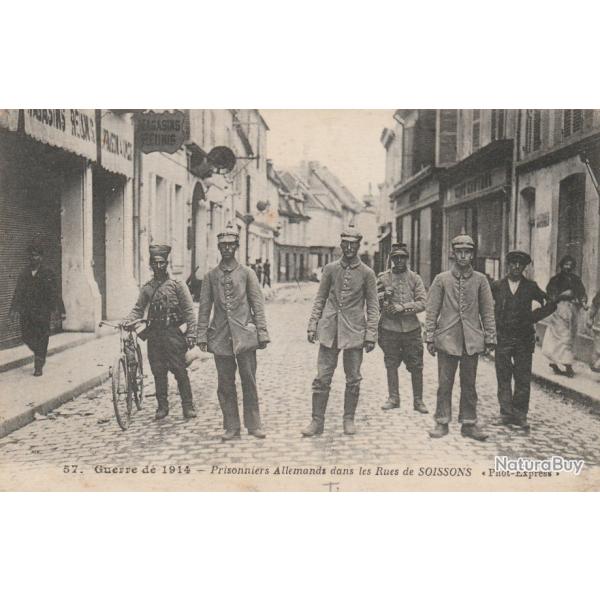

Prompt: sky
[261,109,394,200]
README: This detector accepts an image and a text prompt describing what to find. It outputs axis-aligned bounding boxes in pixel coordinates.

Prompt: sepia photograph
[0,108,599,491]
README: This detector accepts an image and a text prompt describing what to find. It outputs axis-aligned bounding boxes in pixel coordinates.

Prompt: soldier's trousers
[21,313,50,368]
[378,327,423,402]
[214,350,261,432]
[434,350,479,425]
[495,337,535,419]
[147,327,193,409]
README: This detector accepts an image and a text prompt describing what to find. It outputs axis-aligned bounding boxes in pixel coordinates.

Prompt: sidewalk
[0,281,297,438]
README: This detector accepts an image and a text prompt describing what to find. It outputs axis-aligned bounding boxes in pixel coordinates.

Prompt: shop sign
[100,112,134,177]
[536,212,550,228]
[23,109,97,160]
[137,110,185,154]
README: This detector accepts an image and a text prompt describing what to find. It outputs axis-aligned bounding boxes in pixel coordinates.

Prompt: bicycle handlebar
[99,318,146,330]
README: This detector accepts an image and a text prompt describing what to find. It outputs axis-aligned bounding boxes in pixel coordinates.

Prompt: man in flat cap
[490,250,555,430]
[10,237,66,376]
[303,223,379,436]
[377,242,428,413]
[123,244,197,420]
[425,234,496,441]
[197,223,270,441]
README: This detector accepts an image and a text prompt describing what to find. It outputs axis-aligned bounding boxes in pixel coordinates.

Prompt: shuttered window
[491,109,506,141]
[472,110,480,152]
[524,110,542,153]
[563,109,584,138]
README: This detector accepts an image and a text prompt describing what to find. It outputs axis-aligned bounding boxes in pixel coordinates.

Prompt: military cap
[149,244,171,259]
[217,222,239,244]
[390,242,409,258]
[340,222,363,242]
[506,250,531,265]
[451,234,475,250]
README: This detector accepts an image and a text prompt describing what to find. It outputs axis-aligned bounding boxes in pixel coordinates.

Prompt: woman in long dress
[542,255,588,377]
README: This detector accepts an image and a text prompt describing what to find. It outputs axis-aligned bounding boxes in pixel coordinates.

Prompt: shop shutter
[0,134,63,348]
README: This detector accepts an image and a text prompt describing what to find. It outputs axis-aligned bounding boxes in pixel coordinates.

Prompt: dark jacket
[491,276,554,342]
[11,265,65,318]
[546,272,587,304]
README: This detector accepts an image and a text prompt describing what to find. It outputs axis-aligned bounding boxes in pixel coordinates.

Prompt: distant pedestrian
[425,235,496,442]
[9,237,66,376]
[490,251,556,430]
[263,259,271,288]
[586,289,600,372]
[255,259,263,284]
[197,223,270,441]
[376,242,428,414]
[542,255,588,377]
[123,244,197,420]
[303,223,379,437]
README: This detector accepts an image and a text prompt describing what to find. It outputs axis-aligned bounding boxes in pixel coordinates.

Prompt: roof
[308,162,362,213]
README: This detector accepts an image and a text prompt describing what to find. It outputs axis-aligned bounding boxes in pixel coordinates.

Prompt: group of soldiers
[11,222,557,443]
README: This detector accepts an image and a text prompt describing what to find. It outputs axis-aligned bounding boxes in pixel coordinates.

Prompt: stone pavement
[1,281,599,478]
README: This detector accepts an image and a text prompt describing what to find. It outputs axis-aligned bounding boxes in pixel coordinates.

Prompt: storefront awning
[23,109,97,161]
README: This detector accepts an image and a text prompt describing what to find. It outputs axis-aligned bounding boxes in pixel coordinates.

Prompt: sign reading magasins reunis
[137,110,186,154]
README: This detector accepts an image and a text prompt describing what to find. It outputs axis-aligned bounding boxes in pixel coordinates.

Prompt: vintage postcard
[1,108,599,491]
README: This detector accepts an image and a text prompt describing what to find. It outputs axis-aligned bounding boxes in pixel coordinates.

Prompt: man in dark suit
[490,250,556,431]
[10,238,66,376]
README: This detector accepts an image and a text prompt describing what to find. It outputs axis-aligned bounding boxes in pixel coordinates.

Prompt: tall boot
[302,391,329,436]
[33,355,44,377]
[155,396,169,420]
[411,370,428,413]
[343,387,360,435]
[382,368,400,410]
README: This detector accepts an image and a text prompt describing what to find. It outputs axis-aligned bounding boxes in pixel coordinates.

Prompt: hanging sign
[137,110,186,154]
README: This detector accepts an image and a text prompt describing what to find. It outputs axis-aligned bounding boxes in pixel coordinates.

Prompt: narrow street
[1,283,599,474]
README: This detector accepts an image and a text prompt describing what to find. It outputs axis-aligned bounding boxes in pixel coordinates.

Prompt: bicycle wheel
[132,342,144,410]
[112,355,132,430]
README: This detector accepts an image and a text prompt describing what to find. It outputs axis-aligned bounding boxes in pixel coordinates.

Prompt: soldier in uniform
[123,244,197,420]
[303,223,379,436]
[425,235,496,442]
[9,237,66,376]
[377,242,428,413]
[197,224,270,441]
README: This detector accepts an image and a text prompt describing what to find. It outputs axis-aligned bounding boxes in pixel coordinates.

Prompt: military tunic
[126,276,196,407]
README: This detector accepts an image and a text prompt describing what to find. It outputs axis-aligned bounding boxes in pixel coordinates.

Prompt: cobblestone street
[1,283,600,479]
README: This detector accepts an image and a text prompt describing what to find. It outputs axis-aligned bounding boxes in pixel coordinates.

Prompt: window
[524,110,542,152]
[472,110,481,152]
[491,109,506,141]
[563,109,583,138]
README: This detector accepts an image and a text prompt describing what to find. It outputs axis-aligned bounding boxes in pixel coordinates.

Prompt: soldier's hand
[363,341,375,353]
[198,342,208,353]
[186,336,196,350]
[427,342,437,356]
[307,331,317,344]
[258,341,269,350]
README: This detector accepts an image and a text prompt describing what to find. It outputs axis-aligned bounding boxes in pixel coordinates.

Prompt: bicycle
[99,318,146,430]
